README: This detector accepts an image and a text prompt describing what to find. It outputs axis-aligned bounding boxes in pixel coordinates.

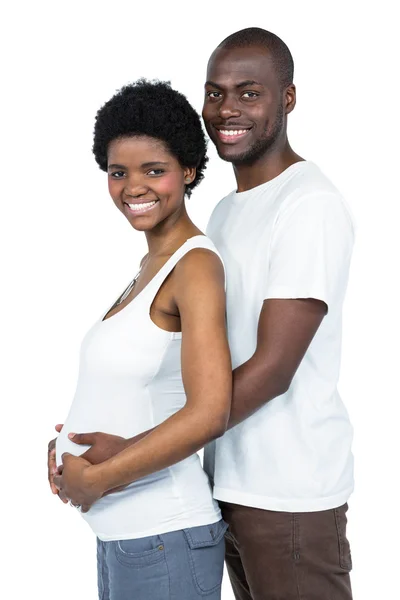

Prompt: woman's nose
[124,176,148,197]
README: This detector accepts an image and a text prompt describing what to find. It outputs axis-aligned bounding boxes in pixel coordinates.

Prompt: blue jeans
[97,519,228,599]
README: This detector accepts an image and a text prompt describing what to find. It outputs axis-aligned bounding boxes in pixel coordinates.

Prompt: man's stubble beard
[217,103,285,166]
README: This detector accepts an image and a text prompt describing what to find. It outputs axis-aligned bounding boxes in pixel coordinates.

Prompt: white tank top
[56,235,223,541]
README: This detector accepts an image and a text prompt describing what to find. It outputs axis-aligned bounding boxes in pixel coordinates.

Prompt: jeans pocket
[334,504,352,571]
[183,519,228,595]
[115,534,165,568]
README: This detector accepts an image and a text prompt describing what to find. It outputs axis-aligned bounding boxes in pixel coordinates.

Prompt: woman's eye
[110,171,125,178]
[148,169,164,176]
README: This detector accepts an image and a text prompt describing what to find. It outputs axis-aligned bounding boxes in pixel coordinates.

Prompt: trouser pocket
[110,535,169,600]
[115,534,166,568]
[334,503,352,571]
[183,519,228,595]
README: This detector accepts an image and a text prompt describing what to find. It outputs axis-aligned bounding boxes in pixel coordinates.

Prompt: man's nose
[218,95,241,120]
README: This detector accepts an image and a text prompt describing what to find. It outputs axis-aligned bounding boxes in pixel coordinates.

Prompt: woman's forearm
[90,406,227,492]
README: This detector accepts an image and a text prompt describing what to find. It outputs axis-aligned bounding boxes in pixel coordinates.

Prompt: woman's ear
[183,167,196,185]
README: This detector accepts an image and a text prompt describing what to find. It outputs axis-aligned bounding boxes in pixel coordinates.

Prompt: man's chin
[216,147,247,164]
[217,148,258,166]
[216,140,276,167]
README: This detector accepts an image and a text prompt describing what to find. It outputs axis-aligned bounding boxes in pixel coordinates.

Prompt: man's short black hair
[93,79,208,197]
[218,27,294,89]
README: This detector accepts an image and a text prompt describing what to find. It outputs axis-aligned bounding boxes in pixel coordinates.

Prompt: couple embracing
[48,27,354,600]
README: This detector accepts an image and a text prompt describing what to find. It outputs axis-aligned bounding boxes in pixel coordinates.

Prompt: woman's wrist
[88,456,129,493]
[87,462,114,495]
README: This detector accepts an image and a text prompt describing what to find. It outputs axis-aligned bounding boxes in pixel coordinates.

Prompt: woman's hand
[48,424,69,503]
[53,453,104,513]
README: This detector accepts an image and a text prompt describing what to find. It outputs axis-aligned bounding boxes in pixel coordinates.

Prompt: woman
[51,80,231,599]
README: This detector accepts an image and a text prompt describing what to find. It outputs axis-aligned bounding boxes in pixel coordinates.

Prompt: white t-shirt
[204,161,355,512]
[56,236,222,541]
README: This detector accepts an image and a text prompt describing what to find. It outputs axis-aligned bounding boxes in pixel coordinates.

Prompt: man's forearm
[126,428,155,446]
[227,357,289,429]
[122,360,287,443]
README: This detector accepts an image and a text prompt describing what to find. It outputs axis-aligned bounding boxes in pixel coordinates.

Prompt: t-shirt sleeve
[264,193,354,310]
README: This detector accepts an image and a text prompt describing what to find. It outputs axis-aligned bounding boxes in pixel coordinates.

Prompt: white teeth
[219,129,248,136]
[128,201,157,211]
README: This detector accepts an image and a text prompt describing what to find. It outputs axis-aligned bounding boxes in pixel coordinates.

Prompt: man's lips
[212,125,252,144]
[123,199,159,215]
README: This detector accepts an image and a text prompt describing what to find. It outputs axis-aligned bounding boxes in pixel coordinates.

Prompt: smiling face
[107,136,195,232]
[202,45,293,165]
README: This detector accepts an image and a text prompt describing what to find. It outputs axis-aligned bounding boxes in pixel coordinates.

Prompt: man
[201,28,354,600]
[48,27,354,600]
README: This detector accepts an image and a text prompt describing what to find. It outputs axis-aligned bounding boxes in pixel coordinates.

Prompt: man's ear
[285,84,296,115]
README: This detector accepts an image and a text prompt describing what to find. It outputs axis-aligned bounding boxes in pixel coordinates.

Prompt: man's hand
[68,431,130,465]
[51,430,152,502]
[48,424,68,503]
[71,430,155,497]
[53,454,104,513]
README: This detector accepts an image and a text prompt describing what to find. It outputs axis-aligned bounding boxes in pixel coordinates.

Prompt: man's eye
[207,91,221,99]
[242,91,259,99]
[110,171,125,178]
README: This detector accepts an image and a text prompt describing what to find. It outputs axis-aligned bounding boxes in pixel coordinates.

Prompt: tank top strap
[143,235,224,306]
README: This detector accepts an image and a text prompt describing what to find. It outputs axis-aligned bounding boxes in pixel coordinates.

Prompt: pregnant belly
[55,379,159,466]
[55,412,151,467]
[56,429,90,466]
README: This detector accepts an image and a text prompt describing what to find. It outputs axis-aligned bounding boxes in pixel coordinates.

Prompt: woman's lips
[124,200,159,215]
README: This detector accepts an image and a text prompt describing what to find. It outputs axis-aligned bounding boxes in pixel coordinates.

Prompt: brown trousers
[221,501,352,600]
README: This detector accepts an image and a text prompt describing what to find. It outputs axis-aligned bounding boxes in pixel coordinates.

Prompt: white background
[1,1,398,598]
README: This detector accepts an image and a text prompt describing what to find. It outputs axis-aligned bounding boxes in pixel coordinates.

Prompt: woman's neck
[144,208,202,259]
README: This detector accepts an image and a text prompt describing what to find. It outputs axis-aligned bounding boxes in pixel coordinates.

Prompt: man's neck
[233,143,304,193]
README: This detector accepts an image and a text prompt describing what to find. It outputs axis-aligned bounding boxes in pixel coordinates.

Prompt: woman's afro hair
[93,79,208,197]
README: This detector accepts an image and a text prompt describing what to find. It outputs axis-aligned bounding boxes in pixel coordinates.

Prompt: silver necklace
[112,257,148,309]
[115,267,142,307]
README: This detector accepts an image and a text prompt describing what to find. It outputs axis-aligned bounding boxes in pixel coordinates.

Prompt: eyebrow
[205,80,224,90]
[108,161,169,170]
[205,79,263,90]
[108,163,126,170]
[236,80,263,88]
[141,161,169,168]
